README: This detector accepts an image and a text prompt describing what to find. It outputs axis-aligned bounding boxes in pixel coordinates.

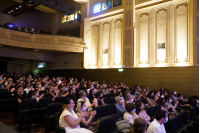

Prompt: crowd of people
[0,71,198,133]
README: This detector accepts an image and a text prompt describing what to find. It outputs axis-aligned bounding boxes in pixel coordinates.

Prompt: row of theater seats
[0,89,199,133]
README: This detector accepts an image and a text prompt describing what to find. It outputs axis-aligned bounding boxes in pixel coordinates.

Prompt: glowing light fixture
[16,8,18,9]
[8,12,10,13]
[11,10,13,12]
[118,69,123,72]
[19,6,21,8]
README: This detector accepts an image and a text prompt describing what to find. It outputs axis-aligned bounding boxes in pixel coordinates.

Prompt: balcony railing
[0,27,86,52]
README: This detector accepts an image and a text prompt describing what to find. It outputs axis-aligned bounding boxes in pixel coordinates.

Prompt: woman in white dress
[59,98,93,133]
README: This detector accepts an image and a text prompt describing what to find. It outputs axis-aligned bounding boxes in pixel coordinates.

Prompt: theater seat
[147,106,155,121]
[106,104,116,116]
[103,97,109,104]
[97,116,116,133]
[110,114,122,121]
[44,103,62,133]
[18,99,39,132]
[54,97,66,104]
[38,97,52,121]
[110,97,116,103]
[94,105,106,120]
[55,111,65,133]
[166,116,177,132]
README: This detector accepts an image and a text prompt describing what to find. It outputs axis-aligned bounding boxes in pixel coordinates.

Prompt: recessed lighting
[19,6,21,8]
[11,10,13,12]
[30,1,31,2]
[8,12,10,13]
[16,8,18,9]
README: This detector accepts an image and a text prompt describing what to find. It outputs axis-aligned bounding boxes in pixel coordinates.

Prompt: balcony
[0,27,86,52]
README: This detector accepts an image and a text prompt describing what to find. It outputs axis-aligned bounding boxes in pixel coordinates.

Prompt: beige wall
[54,53,83,69]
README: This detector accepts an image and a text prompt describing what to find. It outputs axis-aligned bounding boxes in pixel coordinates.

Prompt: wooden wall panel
[33,66,199,98]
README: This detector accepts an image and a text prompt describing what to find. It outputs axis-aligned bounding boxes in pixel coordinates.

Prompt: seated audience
[136,102,150,124]
[45,86,59,101]
[24,28,28,32]
[59,85,68,97]
[77,90,94,111]
[16,86,28,103]
[147,109,167,133]
[125,90,131,98]
[132,118,147,133]
[116,91,125,103]
[31,89,45,102]
[171,90,178,101]
[115,96,126,115]
[59,98,92,133]
[75,100,98,132]
[164,95,178,112]
[66,88,77,102]
[87,89,95,101]
[146,91,158,106]
[36,82,44,91]
[155,97,167,111]
[177,93,190,110]
[132,88,139,100]
[161,91,168,98]
[93,91,105,107]
[126,95,134,104]
[123,103,139,125]
[154,91,160,100]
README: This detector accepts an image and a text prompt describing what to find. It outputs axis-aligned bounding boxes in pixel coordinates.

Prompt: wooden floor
[0,112,55,133]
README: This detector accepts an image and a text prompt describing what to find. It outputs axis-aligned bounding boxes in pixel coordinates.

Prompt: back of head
[79,90,85,97]
[132,118,147,133]
[155,109,166,121]
[125,103,135,113]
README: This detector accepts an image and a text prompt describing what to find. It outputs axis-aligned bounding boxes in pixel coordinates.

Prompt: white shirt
[123,112,139,125]
[147,119,166,133]
[59,109,80,129]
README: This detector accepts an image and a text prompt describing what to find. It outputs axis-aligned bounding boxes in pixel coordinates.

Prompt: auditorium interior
[0,0,199,133]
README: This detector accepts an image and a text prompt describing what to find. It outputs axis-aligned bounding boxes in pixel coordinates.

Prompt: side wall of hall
[30,66,199,98]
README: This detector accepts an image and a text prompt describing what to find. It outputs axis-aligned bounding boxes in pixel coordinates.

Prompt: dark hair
[32,89,39,97]
[132,88,137,95]
[132,118,147,133]
[78,100,85,108]
[69,88,73,93]
[89,89,94,97]
[156,97,165,107]
[125,103,136,113]
[125,90,130,97]
[164,95,170,102]
[155,109,166,121]
[64,98,72,105]
[116,91,122,96]
[177,93,182,98]
[190,98,197,106]
[136,102,143,115]
[95,91,103,98]
[147,91,154,99]
[59,85,65,90]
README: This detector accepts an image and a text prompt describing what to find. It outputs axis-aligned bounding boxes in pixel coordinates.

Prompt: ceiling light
[11,10,13,12]
[8,12,10,13]
[16,8,18,9]
[30,1,31,2]
[19,6,21,8]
